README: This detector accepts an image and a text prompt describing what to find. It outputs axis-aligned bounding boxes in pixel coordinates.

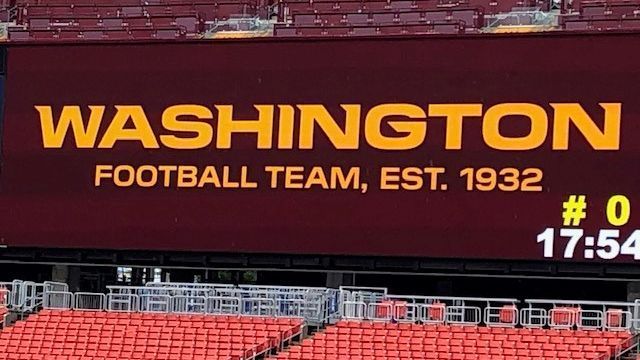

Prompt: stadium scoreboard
[1,34,639,262]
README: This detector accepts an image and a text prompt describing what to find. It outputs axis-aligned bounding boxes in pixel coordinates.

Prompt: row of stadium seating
[0,280,637,360]
[280,0,544,17]
[579,1,640,15]
[0,311,633,360]
[561,0,640,29]
[5,0,640,39]
[10,27,187,39]
[20,2,253,21]
[276,0,513,35]
[27,16,199,30]
[563,16,640,29]
[271,320,632,360]
[289,8,484,28]
[8,0,259,40]
[0,310,304,359]
[273,21,465,35]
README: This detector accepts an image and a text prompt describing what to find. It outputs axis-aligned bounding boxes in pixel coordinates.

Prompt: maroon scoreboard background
[1,33,640,262]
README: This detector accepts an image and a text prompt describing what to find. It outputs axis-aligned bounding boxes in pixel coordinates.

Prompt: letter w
[36,105,105,148]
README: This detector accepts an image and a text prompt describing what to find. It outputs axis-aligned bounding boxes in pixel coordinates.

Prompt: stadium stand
[273,321,632,359]
[0,0,637,39]
[561,0,640,30]
[0,280,638,360]
[0,310,303,359]
[6,0,258,40]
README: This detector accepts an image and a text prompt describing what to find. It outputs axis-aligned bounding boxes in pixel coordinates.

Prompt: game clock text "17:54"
[537,228,640,260]
[537,195,637,260]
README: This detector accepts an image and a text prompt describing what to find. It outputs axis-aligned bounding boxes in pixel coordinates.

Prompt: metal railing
[525,299,640,331]
[207,296,241,315]
[43,291,73,310]
[13,280,640,334]
[139,294,171,313]
[337,290,640,332]
[484,306,518,327]
[107,293,139,312]
[74,293,105,311]
[1,280,53,312]
[33,283,338,325]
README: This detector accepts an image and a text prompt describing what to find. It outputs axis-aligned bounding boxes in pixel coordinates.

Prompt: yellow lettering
[158,165,177,187]
[551,103,621,150]
[136,165,158,187]
[265,166,285,188]
[380,167,400,190]
[160,105,213,149]
[113,165,135,187]
[98,106,159,148]
[285,166,305,189]
[298,105,360,149]
[277,105,295,149]
[37,105,104,148]
[401,167,424,190]
[215,105,274,149]
[305,167,328,189]
[197,166,221,187]
[177,166,198,187]
[483,103,547,150]
[94,164,113,186]
[240,166,258,188]
[365,104,427,150]
[332,167,360,189]
[428,104,483,150]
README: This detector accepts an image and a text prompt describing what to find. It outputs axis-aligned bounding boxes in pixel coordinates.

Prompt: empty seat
[272,321,630,360]
[346,12,369,24]
[175,16,197,32]
[373,12,397,24]
[155,28,180,39]
[101,18,123,29]
[0,310,303,360]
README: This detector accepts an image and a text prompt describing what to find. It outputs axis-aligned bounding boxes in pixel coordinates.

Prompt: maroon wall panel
[2,34,640,262]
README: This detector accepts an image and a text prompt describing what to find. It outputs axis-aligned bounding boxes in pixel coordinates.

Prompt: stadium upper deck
[1,281,639,360]
[0,0,638,40]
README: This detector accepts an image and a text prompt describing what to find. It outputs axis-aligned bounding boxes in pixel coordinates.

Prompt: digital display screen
[1,34,639,261]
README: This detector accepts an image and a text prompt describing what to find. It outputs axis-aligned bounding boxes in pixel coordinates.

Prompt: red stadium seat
[0,310,304,360]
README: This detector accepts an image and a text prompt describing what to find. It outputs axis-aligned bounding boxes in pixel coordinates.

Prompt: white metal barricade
[44,282,69,293]
[579,310,604,330]
[207,296,240,315]
[395,303,421,323]
[366,303,393,321]
[484,306,518,327]
[421,304,447,324]
[74,293,105,311]
[139,294,171,313]
[43,291,73,310]
[446,306,481,325]
[526,299,639,331]
[172,295,207,314]
[242,298,276,316]
[276,299,305,318]
[107,294,138,312]
[548,308,578,328]
[520,308,547,328]
[342,301,366,320]
[606,309,632,331]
